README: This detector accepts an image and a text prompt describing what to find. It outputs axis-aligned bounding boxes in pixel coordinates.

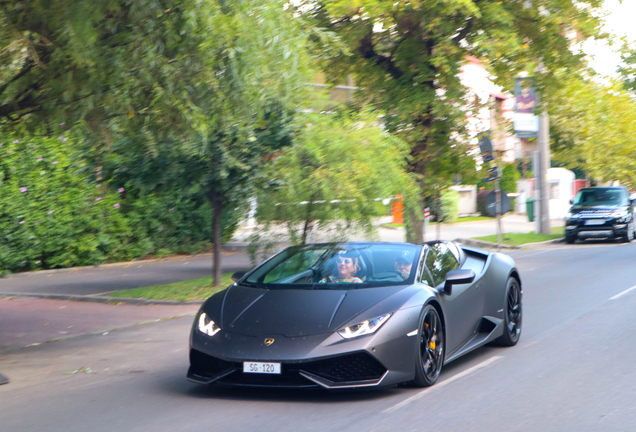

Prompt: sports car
[187,241,522,389]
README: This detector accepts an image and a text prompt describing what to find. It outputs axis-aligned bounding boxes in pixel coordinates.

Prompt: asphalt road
[0,252,254,296]
[2,240,636,431]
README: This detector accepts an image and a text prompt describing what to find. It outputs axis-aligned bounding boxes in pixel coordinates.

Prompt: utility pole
[495,160,503,248]
[535,110,551,235]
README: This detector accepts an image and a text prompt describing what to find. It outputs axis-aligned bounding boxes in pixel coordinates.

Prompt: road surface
[2,240,635,431]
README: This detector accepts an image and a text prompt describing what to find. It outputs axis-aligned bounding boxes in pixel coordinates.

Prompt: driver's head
[394,257,412,279]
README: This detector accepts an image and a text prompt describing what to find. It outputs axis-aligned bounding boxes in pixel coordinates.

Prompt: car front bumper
[187,308,419,389]
[566,221,628,239]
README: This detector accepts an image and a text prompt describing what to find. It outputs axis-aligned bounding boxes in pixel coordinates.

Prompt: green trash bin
[526,198,535,222]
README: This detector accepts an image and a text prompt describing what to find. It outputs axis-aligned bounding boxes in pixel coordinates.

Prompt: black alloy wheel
[494,277,522,347]
[412,305,445,387]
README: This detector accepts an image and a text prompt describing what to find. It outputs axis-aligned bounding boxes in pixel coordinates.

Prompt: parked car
[565,187,636,244]
[187,241,522,390]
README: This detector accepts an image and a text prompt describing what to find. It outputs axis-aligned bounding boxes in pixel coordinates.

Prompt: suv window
[425,243,459,287]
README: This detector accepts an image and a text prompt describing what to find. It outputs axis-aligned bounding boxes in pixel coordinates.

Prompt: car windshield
[243,243,422,289]
[573,188,627,206]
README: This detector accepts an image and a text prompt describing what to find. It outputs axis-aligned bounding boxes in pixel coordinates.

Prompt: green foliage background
[0,134,235,275]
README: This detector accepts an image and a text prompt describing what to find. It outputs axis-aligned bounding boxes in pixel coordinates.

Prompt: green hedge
[0,134,235,275]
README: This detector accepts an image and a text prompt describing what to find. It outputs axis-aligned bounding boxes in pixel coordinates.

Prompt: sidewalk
[0,297,199,352]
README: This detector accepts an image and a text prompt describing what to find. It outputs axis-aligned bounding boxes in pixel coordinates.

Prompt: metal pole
[537,111,550,234]
[495,161,503,248]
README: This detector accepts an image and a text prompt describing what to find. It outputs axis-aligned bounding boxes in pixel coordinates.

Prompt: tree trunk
[209,189,223,287]
[405,114,432,244]
[300,198,315,245]
[406,206,424,244]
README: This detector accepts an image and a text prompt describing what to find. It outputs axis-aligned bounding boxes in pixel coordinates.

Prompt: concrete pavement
[0,297,199,351]
[0,252,252,296]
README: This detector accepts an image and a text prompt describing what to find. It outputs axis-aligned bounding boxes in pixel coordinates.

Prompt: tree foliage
[0,0,319,284]
[254,110,416,245]
[300,0,605,241]
[549,74,636,187]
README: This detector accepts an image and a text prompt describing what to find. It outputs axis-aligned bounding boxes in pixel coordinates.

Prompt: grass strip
[109,273,235,302]
[472,226,564,246]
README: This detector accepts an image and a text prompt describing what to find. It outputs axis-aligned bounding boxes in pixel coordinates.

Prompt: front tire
[494,277,522,347]
[411,305,445,387]
[565,234,576,244]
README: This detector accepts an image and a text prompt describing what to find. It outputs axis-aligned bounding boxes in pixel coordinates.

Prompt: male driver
[394,256,413,280]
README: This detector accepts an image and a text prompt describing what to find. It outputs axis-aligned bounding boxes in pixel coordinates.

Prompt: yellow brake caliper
[425,323,436,350]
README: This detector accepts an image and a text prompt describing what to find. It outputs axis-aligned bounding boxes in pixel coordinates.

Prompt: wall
[449,185,477,215]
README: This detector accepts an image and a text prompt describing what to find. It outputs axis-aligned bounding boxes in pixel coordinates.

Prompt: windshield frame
[240,243,423,290]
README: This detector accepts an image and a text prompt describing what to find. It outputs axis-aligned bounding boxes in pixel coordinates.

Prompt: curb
[456,237,565,250]
[455,238,523,250]
[0,292,204,306]
[521,237,566,249]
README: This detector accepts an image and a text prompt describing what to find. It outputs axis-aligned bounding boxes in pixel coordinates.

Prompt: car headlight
[612,210,628,219]
[197,313,221,337]
[338,313,392,339]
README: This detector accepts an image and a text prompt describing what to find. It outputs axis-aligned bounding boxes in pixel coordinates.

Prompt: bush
[0,134,237,273]
[439,189,460,223]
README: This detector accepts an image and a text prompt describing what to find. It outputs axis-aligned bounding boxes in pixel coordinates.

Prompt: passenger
[320,251,363,283]
[394,255,413,280]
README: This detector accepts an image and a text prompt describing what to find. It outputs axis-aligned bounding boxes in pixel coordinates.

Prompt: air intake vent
[189,349,238,378]
[301,352,386,383]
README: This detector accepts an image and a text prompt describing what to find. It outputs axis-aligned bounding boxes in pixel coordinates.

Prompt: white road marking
[610,285,636,300]
[382,356,502,413]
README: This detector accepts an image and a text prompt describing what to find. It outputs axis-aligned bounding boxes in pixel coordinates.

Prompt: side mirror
[442,269,476,296]
[231,271,247,282]
[569,199,573,205]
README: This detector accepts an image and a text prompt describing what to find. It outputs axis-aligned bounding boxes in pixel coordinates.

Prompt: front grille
[300,352,387,383]
[190,349,239,378]
[579,210,611,219]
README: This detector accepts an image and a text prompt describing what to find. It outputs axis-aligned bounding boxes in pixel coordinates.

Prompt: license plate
[585,219,605,225]
[243,362,281,374]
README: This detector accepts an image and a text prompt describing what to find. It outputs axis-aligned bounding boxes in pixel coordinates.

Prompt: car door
[423,242,484,356]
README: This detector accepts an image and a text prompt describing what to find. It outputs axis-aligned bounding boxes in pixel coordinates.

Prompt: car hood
[206,284,413,338]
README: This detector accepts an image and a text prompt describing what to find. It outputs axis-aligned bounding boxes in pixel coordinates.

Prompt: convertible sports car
[187,241,522,389]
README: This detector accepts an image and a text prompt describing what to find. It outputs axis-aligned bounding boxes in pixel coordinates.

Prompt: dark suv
[565,187,636,244]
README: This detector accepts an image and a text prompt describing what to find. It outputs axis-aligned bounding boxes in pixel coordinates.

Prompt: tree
[548,74,636,187]
[1,0,318,286]
[254,110,416,246]
[300,0,605,242]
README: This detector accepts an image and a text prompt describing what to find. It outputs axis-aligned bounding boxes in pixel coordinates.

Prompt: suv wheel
[623,221,635,243]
